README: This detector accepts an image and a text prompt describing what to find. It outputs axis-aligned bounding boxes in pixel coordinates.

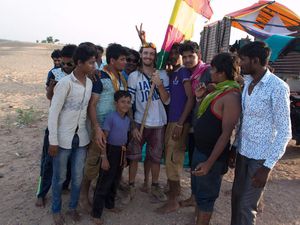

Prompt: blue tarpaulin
[265,35,295,62]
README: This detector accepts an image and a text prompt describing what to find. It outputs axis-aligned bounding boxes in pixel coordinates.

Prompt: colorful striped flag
[156,0,213,69]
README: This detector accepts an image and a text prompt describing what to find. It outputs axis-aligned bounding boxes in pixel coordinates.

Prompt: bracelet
[100,154,107,158]
[175,123,183,128]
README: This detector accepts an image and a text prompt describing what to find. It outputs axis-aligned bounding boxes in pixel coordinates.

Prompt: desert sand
[0,40,299,225]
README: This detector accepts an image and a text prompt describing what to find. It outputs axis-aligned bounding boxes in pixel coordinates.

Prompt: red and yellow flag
[157,0,213,69]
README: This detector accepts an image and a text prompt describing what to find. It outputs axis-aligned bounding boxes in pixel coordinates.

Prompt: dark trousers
[231,153,265,225]
[36,128,71,198]
[92,145,123,218]
[188,133,195,167]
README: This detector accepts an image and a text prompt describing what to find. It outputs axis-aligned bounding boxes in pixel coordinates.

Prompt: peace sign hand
[135,23,147,44]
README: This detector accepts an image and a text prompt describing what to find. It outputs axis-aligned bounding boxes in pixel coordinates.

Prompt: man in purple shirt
[156,43,194,214]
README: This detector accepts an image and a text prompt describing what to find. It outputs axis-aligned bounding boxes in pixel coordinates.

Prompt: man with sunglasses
[46,45,77,99]
[122,48,140,80]
[126,42,170,203]
[36,44,77,207]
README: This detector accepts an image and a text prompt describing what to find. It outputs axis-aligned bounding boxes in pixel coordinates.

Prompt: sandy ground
[0,40,299,225]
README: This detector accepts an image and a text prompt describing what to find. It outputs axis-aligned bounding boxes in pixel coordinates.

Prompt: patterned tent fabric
[226,1,300,33]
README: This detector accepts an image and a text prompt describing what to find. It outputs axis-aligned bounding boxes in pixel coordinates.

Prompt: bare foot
[67,209,81,222]
[140,183,149,193]
[258,199,264,213]
[155,200,180,214]
[224,189,232,196]
[52,213,65,225]
[79,196,92,214]
[107,207,122,214]
[179,196,196,207]
[92,217,104,225]
[35,197,45,207]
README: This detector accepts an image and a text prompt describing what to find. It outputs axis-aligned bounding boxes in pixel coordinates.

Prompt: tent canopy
[226,1,300,33]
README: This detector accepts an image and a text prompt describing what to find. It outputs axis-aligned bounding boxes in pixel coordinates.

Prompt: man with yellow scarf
[192,53,241,225]
[80,43,128,212]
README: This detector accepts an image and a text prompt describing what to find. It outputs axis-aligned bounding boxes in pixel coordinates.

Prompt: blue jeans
[191,147,227,212]
[51,137,87,214]
[36,128,71,199]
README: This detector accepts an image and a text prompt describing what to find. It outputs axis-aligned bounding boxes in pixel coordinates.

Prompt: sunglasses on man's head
[142,42,156,49]
[61,61,74,67]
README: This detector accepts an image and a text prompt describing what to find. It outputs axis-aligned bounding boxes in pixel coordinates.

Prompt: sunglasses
[142,42,156,49]
[126,58,139,63]
[61,61,74,67]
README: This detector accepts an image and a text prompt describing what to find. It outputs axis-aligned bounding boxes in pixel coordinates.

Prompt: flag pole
[139,83,155,135]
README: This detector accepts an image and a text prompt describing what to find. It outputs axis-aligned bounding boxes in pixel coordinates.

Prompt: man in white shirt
[36,44,77,207]
[48,43,96,225]
[231,41,292,225]
[127,42,170,202]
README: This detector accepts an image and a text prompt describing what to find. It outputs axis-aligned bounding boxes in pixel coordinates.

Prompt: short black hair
[79,42,95,47]
[51,49,61,59]
[238,41,271,66]
[106,43,128,64]
[61,44,77,58]
[179,40,200,55]
[211,53,238,80]
[96,45,104,53]
[73,44,97,65]
[171,42,181,52]
[114,90,131,102]
[79,42,97,57]
[128,48,140,62]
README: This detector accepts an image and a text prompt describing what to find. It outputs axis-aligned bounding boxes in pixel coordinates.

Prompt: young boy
[92,90,131,225]
[48,43,96,225]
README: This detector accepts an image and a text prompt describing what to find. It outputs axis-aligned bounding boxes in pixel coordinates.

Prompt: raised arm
[135,23,147,45]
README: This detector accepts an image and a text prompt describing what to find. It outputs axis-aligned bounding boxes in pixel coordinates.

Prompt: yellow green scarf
[197,80,240,118]
[103,66,127,91]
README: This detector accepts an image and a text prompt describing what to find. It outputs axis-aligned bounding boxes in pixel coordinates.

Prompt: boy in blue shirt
[92,90,131,225]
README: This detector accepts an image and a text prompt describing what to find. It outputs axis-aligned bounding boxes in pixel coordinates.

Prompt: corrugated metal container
[270,37,300,91]
[271,51,300,78]
[200,17,231,63]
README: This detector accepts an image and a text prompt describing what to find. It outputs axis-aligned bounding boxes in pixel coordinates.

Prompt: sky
[0,0,299,50]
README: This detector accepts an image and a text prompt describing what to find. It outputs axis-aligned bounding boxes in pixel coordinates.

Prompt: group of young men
[35,38,291,225]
